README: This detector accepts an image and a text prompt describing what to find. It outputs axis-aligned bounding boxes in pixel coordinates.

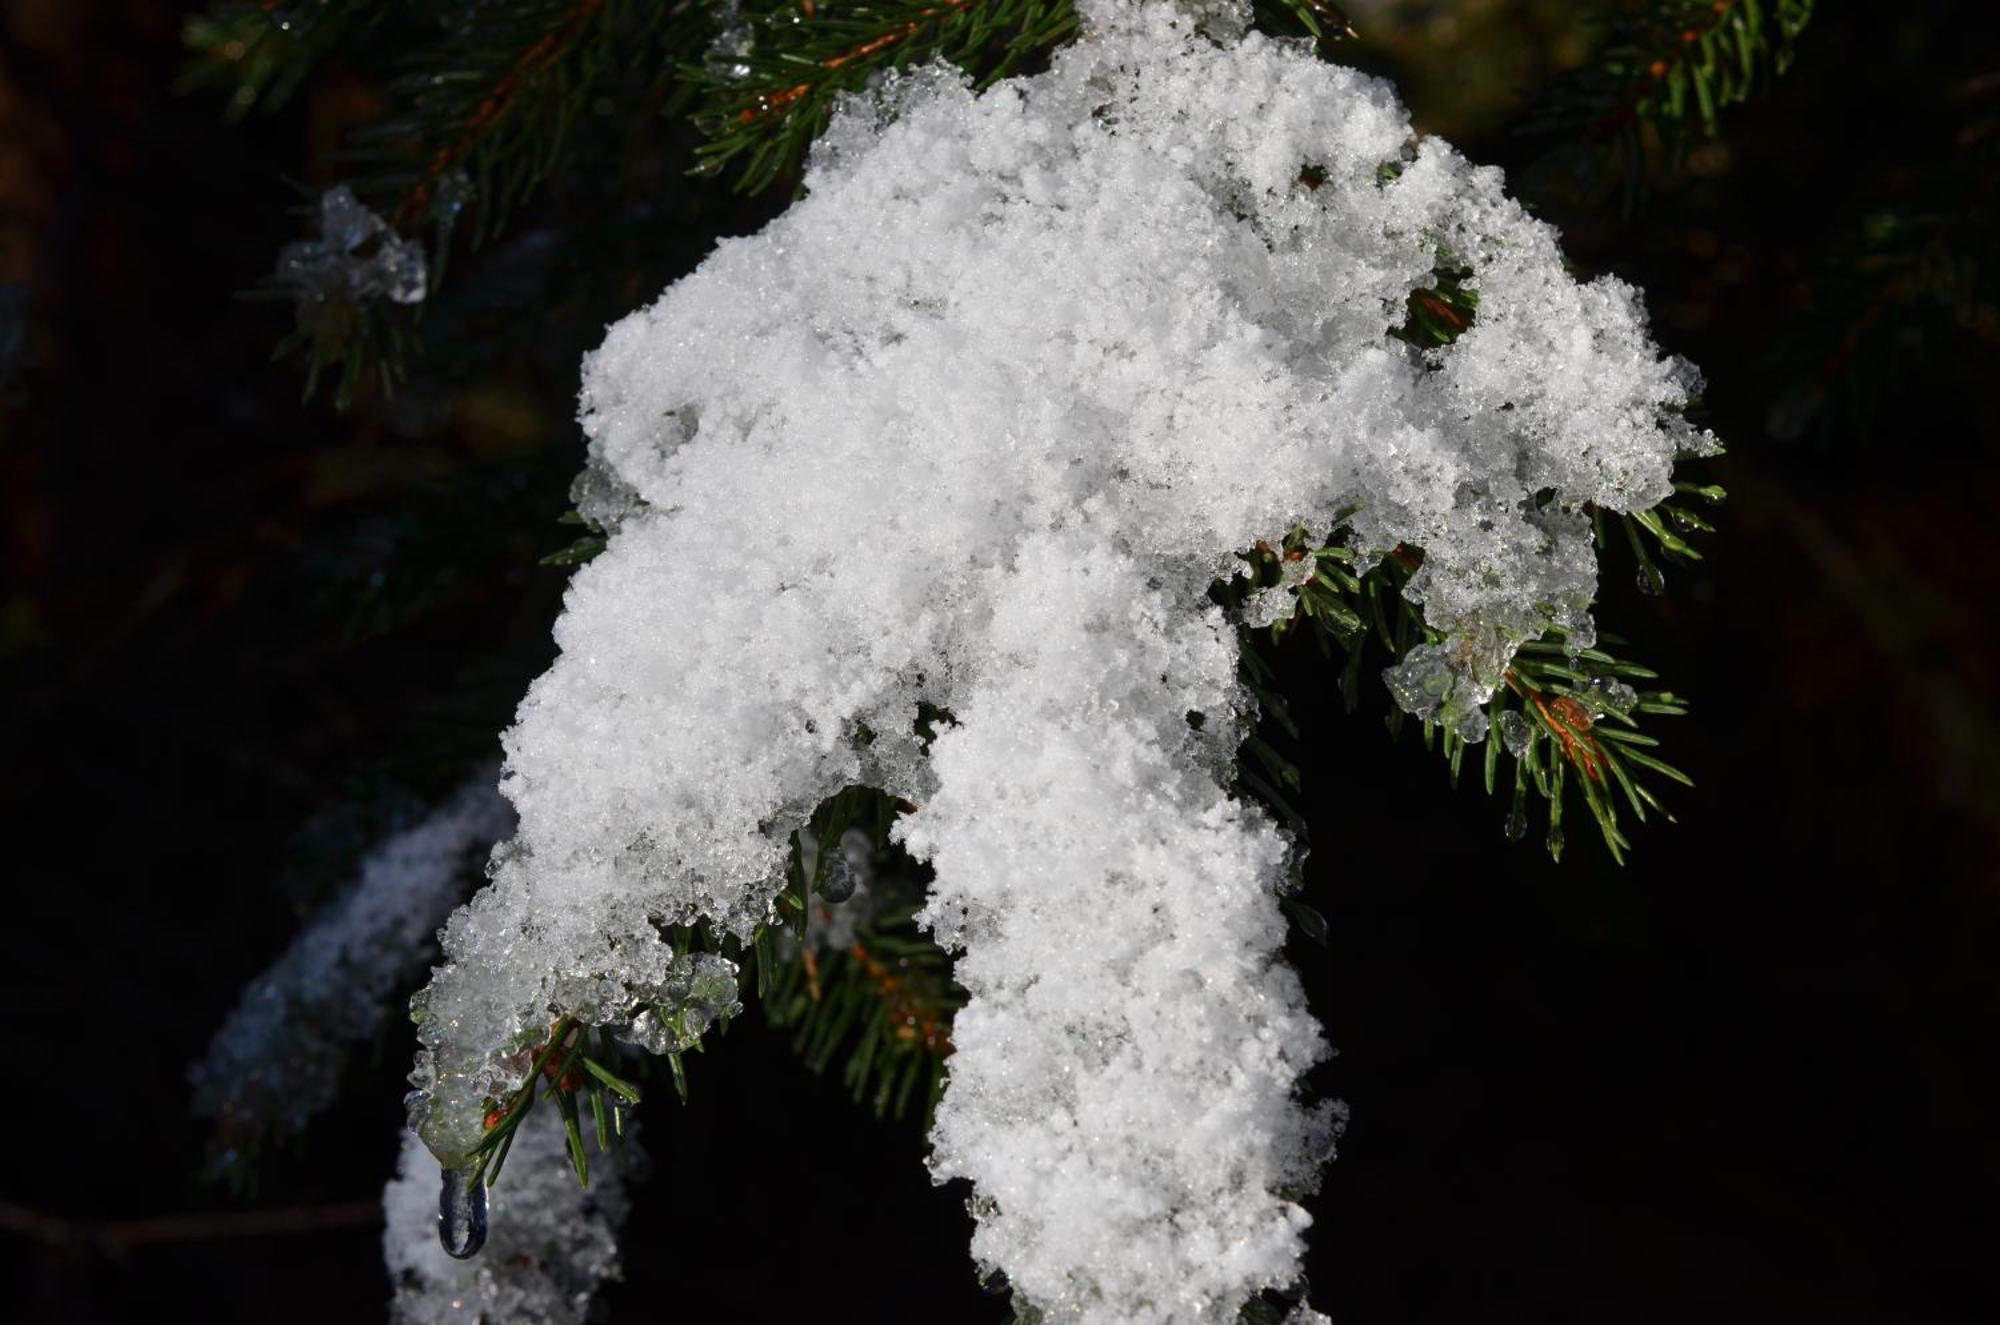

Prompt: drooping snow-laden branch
[404,3,1710,1319]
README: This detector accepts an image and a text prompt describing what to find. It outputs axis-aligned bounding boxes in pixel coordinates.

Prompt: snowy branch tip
[406,3,1707,1320]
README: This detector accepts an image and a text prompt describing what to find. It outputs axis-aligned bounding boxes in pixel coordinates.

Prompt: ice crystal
[1581,676,1640,719]
[275,185,428,331]
[405,2,1706,1318]
[612,951,741,1054]
[1242,553,1318,629]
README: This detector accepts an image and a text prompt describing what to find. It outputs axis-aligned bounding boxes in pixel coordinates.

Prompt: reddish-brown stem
[392,0,606,228]
[738,0,986,126]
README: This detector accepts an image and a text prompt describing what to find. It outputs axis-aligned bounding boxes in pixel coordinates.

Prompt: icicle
[437,1165,487,1259]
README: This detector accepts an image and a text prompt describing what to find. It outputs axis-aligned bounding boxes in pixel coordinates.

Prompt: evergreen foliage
[1762,68,2000,444]
[691,0,1083,191]
[1525,0,1819,202]
[169,1,1843,1316]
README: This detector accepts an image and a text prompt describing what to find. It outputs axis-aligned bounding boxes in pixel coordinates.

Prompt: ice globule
[615,951,742,1054]
[1581,677,1641,719]
[404,1,1709,1318]
[438,1165,488,1260]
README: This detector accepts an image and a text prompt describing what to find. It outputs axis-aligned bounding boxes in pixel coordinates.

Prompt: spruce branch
[1218,257,1715,868]
[448,1019,641,1192]
[304,0,694,238]
[1525,0,1818,205]
[1227,523,1700,867]
[764,914,963,1119]
[188,0,703,405]
[689,0,1367,193]
[1763,72,2000,443]
[178,1,401,118]
[456,779,962,1197]
[369,0,621,233]
[1386,256,1479,350]
[765,784,962,1120]
[1597,0,1815,140]
[690,0,1081,193]
[197,0,1377,401]
[1257,0,1358,45]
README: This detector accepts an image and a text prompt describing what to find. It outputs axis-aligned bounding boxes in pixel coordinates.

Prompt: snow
[192,774,511,1144]
[404,2,1708,1319]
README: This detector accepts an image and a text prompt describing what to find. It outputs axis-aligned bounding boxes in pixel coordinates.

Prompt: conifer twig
[691,0,1080,192]
[392,0,610,226]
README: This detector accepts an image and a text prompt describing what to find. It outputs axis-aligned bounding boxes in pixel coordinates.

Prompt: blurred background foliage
[1,1,1996,1321]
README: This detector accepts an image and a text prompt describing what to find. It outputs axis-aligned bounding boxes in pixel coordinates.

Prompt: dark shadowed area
[2,1,1994,1322]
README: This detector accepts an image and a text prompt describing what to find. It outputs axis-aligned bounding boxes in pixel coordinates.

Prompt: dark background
[3,1,1996,1321]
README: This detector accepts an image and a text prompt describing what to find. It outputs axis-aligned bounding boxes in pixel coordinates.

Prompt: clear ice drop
[818,851,859,902]
[438,1165,487,1259]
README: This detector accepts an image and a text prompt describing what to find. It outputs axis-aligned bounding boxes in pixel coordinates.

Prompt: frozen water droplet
[1636,563,1666,597]
[818,852,859,902]
[1454,707,1488,744]
[1583,679,1638,719]
[320,185,379,254]
[438,1165,487,1259]
[1497,710,1531,758]
[1504,797,1529,843]
[380,244,428,305]
[1383,644,1456,723]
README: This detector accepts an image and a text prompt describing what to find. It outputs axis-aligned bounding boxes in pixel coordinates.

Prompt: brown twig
[392,0,607,227]
[1507,670,1606,782]
[737,0,986,126]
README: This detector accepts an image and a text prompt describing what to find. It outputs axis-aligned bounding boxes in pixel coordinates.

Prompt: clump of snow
[384,1105,639,1325]
[405,1,1707,1318]
[899,533,1340,1321]
[192,773,510,1144]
